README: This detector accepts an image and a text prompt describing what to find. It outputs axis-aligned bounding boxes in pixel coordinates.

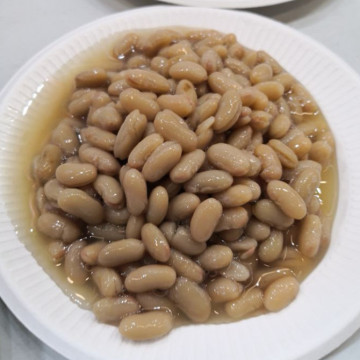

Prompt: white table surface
[0,0,359,359]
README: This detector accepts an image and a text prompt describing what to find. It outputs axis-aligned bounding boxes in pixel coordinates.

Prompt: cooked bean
[238,87,268,110]
[245,218,271,241]
[44,179,65,202]
[220,260,250,282]
[298,214,322,258]
[141,223,171,262]
[195,116,215,149]
[208,71,242,94]
[37,212,82,243]
[263,276,299,312]
[189,94,220,127]
[169,277,211,323]
[207,277,243,303]
[258,230,284,263]
[55,163,97,187]
[64,240,88,284]
[169,61,207,84]
[170,149,205,183]
[159,177,182,199]
[309,140,333,164]
[98,239,145,267]
[154,110,197,152]
[284,159,322,183]
[184,170,233,194]
[136,293,177,314]
[254,144,282,181]
[113,32,139,58]
[268,139,298,169]
[151,56,170,77]
[57,188,103,225]
[51,122,79,156]
[215,207,249,232]
[207,144,250,176]
[168,226,206,256]
[123,169,147,216]
[88,103,122,132]
[80,241,106,265]
[125,215,145,239]
[93,296,140,323]
[114,110,147,160]
[213,185,252,208]
[142,141,182,182]
[48,240,66,262]
[159,221,176,242]
[146,186,168,225]
[127,54,150,69]
[33,144,62,183]
[198,245,233,271]
[93,175,123,207]
[253,199,294,230]
[125,69,170,93]
[91,266,123,297]
[291,168,320,205]
[267,180,307,220]
[287,135,312,158]
[80,126,116,152]
[157,93,195,118]
[139,29,181,56]
[167,193,200,221]
[225,287,263,319]
[190,198,222,243]
[87,223,125,242]
[75,68,107,88]
[268,114,291,139]
[200,48,223,74]
[125,265,176,292]
[249,63,273,84]
[255,81,284,101]
[218,228,243,242]
[119,311,173,341]
[234,178,261,201]
[79,144,120,176]
[227,125,252,150]
[105,206,130,225]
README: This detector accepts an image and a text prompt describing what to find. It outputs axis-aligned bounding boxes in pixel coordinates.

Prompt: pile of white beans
[32,28,335,341]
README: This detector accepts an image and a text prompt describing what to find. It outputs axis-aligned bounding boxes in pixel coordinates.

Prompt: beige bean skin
[190,199,223,243]
[114,110,147,160]
[93,175,124,207]
[213,185,253,208]
[263,276,299,312]
[169,277,211,323]
[128,133,164,170]
[268,139,298,169]
[245,218,271,241]
[268,114,291,139]
[87,223,126,242]
[184,170,233,194]
[88,103,122,132]
[125,69,170,93]
[169,149,205,183]
[146,186,168,225]
[141,223,171,262]
[79,144,120,176]
[98,239,145,267]
[93,296,140,324]
[207,144,250,177]
[169,61,207,84]
[125,265,176,292]
[215,207,249,232]
[80,126,116,152]
[167,193,200,222]
[80,241,106,265]
[43,179,65,202]
[105,207,130,226]
[219,228,243,242]
[64,240,88,284]
[207,277,243,303]
[235,178,261,201]
[33,144,62,183]
[198,245,233,271]
[249,63,273,84]
[168,249,204,283]
[55,163,97,187]
[208,72,242,94]
[113,32,139,58]
[254,144,282,181]
[220,261,250,282]
[291,168,321,206]
[125,215,145,239]
[258,230,284,263]
[227,125,253,150]
[225,287,263,319]
[298,214,322,258]
[139,29,181,57]
[267,180,307,220]
[119,311,173,341]
[142,141,182,182]
[253,199,294,230]
[255,81,284,101]
[58,188,104,225]
[136,293,177,314]
[159,178,182,199]
[189,94,220,127]
[168,226,206,256]
[51,122,79,156]
[37,212,82,243]
[154,110,197,153]
[157,93,195,118]
[91,266,123,297]
[75,68,108,88]
[123,169,148,216]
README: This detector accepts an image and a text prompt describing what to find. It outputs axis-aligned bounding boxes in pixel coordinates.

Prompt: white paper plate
[156,0,295,8]
[0,5,359,360]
